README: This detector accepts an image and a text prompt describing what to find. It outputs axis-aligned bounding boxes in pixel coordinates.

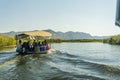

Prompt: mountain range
[2,29,110,40]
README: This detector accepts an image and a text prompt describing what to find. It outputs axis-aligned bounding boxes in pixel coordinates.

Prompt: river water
[0,42,120,80]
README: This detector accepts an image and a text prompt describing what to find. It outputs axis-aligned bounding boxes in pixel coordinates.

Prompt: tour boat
[15,30,52,55]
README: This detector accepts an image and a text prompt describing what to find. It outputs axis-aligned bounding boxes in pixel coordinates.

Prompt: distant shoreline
[0,45,15,51]
[103,34,120,45]
[0,39,103,47]
[0,39,103,51]
[47,39,103,43]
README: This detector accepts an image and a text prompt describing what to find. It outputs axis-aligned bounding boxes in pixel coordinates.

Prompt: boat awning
[15,30,52,40]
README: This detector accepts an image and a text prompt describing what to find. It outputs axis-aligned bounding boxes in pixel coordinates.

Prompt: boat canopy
[15,30,52,40]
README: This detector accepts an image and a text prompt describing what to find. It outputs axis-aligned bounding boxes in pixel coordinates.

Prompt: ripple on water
[0,43,120,80]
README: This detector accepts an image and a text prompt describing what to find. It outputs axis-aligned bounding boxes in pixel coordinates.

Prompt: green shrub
[103,34,120,45]
[0,34,16,47]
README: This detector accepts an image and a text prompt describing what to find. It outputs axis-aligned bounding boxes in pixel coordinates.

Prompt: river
[0,42,120,80]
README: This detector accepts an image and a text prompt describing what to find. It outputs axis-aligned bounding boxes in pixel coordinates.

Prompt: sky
[0,0,120,36]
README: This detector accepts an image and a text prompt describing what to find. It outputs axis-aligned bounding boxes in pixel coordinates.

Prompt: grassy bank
[103,34,120,45]
[46,39,103,43]
[0,34,16,47]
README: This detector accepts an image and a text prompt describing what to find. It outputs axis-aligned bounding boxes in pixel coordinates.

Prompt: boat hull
[18,50,48,55]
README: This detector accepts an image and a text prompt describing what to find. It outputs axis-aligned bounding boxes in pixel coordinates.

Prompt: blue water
[0,42,120,80]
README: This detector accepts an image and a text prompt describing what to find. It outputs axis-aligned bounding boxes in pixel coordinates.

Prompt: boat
[18,50,48,55]
[15,30,52,55]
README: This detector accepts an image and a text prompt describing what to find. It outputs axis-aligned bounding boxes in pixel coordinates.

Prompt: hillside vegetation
[103,34,120,45]
[0,34,16,47]
[46,39,103,43]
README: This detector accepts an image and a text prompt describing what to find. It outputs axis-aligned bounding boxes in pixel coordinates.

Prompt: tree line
[103,35,120,45]
[46,39,103,43]
[0,34,16,47]
[0,33,104,48]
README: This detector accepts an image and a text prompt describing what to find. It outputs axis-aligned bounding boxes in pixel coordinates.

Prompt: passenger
[41,42,46,51]
[38,42,41,46]
[34,42,40,53]
[29,41,33,51]
[46,43,50,50]
[38,42,42,51]
[22,42,27,53]
[26,41,31,52]
[16,40,22,53]
[32,40,37,51]
[26,41,33,52]
[44,40,50,50]
[40,42,43,51]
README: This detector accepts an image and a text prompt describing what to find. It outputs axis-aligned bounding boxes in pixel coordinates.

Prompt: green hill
[0,34,16,47]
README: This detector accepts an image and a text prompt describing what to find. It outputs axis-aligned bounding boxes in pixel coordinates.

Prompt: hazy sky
[0,0,120,36]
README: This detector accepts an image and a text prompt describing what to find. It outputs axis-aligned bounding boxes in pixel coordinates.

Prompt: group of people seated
[16,40,50,54]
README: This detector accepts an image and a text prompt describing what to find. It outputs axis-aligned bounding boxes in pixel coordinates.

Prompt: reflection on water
[0,42,120,80]
[0,46,15,52]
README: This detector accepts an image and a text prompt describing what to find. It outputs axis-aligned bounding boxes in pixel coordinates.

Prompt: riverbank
[0,33,103,48]
[103,34,120,45]
[0,45,16,51]
[47,39,103,43]
[0,34,16,49]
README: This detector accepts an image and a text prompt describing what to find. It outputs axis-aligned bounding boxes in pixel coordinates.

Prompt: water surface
[0,42,120,80]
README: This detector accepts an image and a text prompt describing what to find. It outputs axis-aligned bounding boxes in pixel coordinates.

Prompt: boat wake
[0,49,120,80]
[47,52,120,80]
